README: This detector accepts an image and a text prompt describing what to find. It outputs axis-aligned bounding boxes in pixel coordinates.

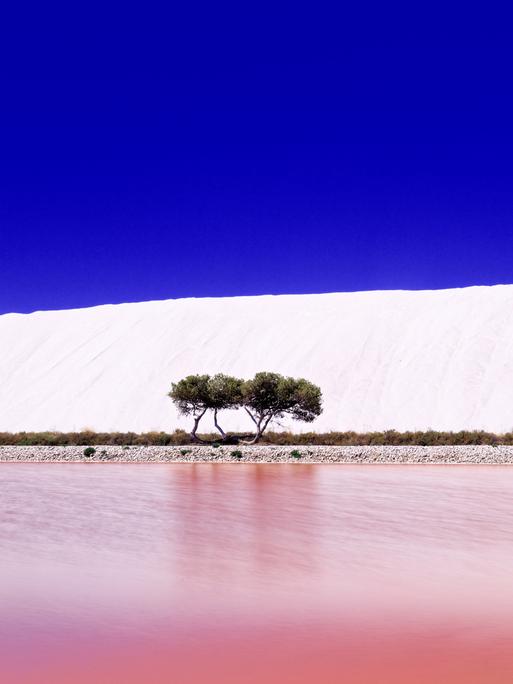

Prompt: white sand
[1,285,513,433]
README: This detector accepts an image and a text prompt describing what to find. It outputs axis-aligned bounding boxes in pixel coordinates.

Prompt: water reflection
[2,464,513,682]
[170,464,319,587]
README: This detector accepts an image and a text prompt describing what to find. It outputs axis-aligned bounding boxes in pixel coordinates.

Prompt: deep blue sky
[2,21,513,313]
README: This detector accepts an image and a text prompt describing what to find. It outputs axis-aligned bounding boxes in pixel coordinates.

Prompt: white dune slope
[1,285,513,433]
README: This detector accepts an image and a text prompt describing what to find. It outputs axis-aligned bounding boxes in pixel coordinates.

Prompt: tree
[168,375,211,442]
[241,372,322,443]
[207,373,244,440]
[168,373,243,442]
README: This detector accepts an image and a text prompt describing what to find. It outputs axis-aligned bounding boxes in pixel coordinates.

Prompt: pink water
[2,464,513,683]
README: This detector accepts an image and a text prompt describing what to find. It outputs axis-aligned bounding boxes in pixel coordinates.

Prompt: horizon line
[3,282,513,317]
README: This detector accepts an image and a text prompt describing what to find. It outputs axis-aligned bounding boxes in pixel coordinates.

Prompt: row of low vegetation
[2,430,513,446]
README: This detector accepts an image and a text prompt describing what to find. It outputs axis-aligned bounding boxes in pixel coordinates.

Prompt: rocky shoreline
[2,445,513,463]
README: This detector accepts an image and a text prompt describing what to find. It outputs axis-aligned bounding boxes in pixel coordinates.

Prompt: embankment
[2,445,513,463]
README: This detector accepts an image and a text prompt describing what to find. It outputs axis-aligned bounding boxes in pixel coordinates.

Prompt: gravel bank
[2,445,513,463]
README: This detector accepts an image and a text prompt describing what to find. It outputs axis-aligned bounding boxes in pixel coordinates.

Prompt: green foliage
[169,374,243,415]
[83,446,96,457]
[241,372,283,415]
[290,449,302,458]
[242,372,322,422]
[180,448,191,455]
[169,375,211,416]
[231,449,243,459]
[207,374,244,410]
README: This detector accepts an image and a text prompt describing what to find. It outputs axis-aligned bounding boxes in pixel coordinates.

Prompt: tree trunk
[240,413,273,444]
[245,430,262,444]
[213,409,227,440]
[190,408,208,443]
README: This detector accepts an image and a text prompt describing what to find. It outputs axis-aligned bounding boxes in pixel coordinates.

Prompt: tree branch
[244,406,259,427]
[262,414,273,433]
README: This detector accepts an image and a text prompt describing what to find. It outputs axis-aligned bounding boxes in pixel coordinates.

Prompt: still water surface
[1,464,513,683]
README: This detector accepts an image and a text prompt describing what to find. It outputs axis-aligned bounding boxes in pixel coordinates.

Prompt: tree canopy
[242,372,323,443]
[169,372,322,443]
[168,374,212,440]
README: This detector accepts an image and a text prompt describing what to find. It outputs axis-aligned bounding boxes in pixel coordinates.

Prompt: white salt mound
[1,285,513,433]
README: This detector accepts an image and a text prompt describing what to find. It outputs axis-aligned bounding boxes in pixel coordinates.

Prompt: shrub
[83,447,96,458]
[231,450,243,459]
[290,449,302,458]
[2,429,513,447]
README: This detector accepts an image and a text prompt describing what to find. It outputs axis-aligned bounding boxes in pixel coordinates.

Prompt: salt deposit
[1,285,513,433]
